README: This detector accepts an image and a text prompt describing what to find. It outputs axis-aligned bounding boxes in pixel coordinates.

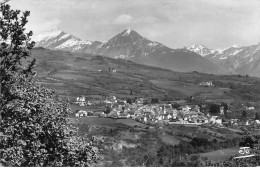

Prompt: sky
[9,0,260,49]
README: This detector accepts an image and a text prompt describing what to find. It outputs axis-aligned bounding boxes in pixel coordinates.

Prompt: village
[73,94,260,129]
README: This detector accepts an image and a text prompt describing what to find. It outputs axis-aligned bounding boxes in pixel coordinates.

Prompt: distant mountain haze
[32,28,259,76]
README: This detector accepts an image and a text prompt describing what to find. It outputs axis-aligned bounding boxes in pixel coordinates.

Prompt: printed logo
[234,147,255,159]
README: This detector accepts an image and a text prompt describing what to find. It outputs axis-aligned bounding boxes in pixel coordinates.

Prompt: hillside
[31,48,260,104]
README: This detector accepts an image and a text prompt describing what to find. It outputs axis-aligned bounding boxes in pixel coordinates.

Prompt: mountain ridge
[32,29,233,75]
[187,43,260,77]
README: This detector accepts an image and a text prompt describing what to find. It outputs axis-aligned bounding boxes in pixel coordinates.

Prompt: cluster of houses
[75,110,100,117]
[221,118,260,129]
[102,102,224,125]
[75,110,88,117]
[199,81,214,87]
[74,96,224,126]
[97,68,117,73]
[76,96,93,106]
[244,106,255,111]
[74,96,260,128]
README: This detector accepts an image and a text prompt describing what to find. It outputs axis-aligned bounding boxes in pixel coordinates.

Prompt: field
[70,117,146,128]
[208,127,241,139]
[159,135,180,145]
[199,147,240,161]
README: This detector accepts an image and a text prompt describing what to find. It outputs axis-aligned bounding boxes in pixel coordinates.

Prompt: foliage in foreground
[0,1,99,166]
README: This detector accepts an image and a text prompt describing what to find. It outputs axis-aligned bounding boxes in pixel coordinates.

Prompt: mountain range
[186,43,260,77]
[32,29,260,77]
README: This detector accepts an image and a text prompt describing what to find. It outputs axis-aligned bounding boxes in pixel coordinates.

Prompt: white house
[191,105,201,112]
[167,114,172,119]
[199,81,213,87]
[172,114,177,119]
[117,99,126,105]
[77,110,88,117]
[76,96,86,106]
[210,116,218,123]
[246,106,255,110]
[87,101,93,106]
[215,119,222,124]
[203,119,209,124]
[180,105,191,112]
[108,96,117,103]
[104,99,112,104]
[127,114,131,119]
[136,98,144,104]
[157,115,163,121]
[190,113,198,118]
[230,119,238,124]
[220,106,225,115]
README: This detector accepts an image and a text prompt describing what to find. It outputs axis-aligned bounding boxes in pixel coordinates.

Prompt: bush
[0,2,99,166]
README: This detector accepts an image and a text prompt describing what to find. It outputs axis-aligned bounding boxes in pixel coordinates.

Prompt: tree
[209,104,220,115]
[255,112,260,120]
[126,98,132,104]
[221,103,228,115]
[104,106,111,114]
[0,2,99,166]
[190,154,200,162]
[172,103,180,109]
[151,98,159,104]
[239,135,258,148]
[241,110,247,120]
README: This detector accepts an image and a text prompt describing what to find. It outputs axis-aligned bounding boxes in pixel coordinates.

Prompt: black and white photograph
[1,0,260,167]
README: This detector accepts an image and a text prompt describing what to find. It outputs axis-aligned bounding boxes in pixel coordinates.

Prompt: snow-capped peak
[102,40,108,44]
[122,28,132,36]
[187,44,212,56]
[56,37,92,49]
[216,48,226,54]
[32,29,95,52]
[33,30,63,42]
[231,44,239,48]
[189,44,206,49]
[58,33,71,41]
